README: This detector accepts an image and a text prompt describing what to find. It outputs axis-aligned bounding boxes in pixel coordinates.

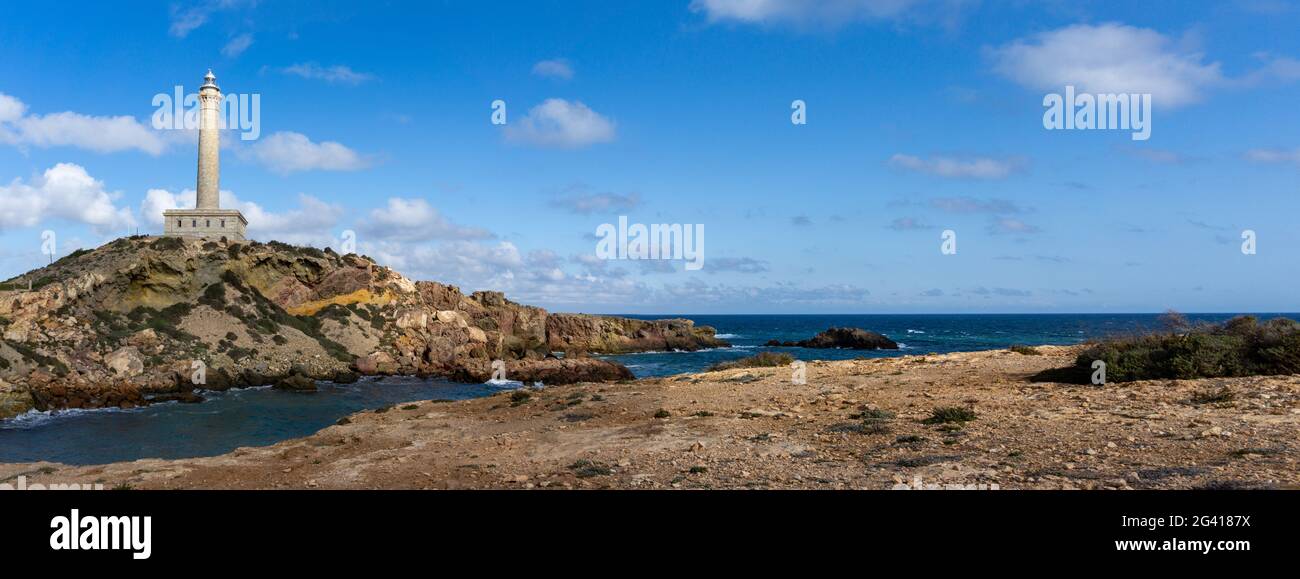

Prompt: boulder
[447,357,634,385]
[106,347,145,377]
[274,374,318,392]
[355,351,397,375]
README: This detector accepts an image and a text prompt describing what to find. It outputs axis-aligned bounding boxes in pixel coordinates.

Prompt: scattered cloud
[988,23,1224,107]
[0,163,136,232]
[887,217,932,230]
[280,63,376,85]
[548,189,641,214]
[661,279,871,307]
[986,217,1041,235]
[790,215,813,226]
[1245,148,1300,166]
[706,257,770,274]
[356,197,493,242]
[1119,145,1187,164]
[169,0,250,38]
[920,288,944,297]
[889,153,1023,179]
[0,92,166,155]
[970,286,1032,297]
[243,131,370,174]
[929,196,1024,214]
[222,33,254,58]
[504,99,615,148]
[1186,218,1228,231]
[532,58,574,80]
[689,0,958,29]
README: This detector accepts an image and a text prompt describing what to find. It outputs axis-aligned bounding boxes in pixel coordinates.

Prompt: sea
[2,312,1293,465]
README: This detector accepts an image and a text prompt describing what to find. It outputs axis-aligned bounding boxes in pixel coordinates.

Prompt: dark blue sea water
[3,313,1294,465]
[603,313,1300,378]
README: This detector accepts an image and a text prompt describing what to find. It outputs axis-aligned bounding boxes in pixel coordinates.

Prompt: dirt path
[4,346,1297,490]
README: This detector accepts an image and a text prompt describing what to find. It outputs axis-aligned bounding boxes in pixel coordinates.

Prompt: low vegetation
[1009,344,1041,355]
[1033,314,1300,384]
[922,406,977,424]
[707,351,795,372]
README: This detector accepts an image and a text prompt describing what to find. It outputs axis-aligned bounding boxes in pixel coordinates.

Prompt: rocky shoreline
[0,236,726,420]
[4,345,1296,490]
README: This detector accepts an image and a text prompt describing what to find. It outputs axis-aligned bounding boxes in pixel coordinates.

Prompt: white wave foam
[484,378,525,388]
[907,329,925,334]
[714,333,742,339]
[1,405,144,430]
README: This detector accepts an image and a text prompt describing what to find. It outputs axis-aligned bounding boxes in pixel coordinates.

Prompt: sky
[0,0,1297,314]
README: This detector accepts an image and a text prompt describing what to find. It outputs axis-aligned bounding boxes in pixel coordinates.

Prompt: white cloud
[504,99,615,148]
[988,23,1224,108]
[1245,148,1300,166]
[548,189,641,214]
[244,131,370,174]
[0,93,26,123]
[280,63,375,85]
[532,59,574,80]
[929,196,1024,214]
[887,217,932,231]
[141,188,345,246]
[222,33,254,57]
[690,0,924,26]
[356,198,492,242]
[168,0,248,38]
[987,217,1041,235]
[0,92,167,155]
[0,163,136,232]
[889,154,1022,179]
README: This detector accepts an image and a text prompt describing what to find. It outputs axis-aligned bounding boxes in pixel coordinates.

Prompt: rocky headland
[0,236,726,419]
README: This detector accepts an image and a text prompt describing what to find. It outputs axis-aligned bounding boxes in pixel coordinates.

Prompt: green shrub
[707,351,795,372]
[1033,315,1300,384]
[199,283,227,308]
[923,406,977,424]
[1009,344,1041,355]
[568,459,611,478]
[150,237,185,252]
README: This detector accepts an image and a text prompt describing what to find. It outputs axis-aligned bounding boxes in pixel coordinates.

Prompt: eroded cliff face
[0,236,727,418]
[545,314,728,354]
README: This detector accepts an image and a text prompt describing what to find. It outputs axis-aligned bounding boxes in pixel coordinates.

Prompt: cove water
[2,313,1292,465]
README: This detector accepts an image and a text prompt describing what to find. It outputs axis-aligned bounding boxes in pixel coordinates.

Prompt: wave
[907,329,925,334]
[714,333,742,339]
[1,405,146,430]
[484,378,526,388]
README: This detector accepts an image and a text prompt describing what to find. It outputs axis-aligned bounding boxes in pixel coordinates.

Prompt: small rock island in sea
[765,327,899,350]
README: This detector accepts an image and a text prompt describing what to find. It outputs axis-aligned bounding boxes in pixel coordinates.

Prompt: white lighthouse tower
[164,69,248,240]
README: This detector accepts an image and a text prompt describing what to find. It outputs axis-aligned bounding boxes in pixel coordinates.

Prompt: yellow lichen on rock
[285,288,394,316]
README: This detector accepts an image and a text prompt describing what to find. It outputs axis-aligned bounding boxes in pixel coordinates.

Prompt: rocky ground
[5,345,1296,490]
[0,236,725,419]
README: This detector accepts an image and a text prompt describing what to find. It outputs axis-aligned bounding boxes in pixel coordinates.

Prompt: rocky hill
[0,236,728,419]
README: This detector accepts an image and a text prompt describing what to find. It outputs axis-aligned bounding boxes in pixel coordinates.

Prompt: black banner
[4,490,1290,568]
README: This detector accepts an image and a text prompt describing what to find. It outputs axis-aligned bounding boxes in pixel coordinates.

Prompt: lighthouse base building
[164,69,248,241]
[163,208,248,240]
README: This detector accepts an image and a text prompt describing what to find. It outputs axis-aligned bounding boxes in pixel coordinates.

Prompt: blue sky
[1,0,1297,314]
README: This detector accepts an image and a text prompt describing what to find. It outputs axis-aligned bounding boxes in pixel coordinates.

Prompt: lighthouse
[163,70,248,240]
